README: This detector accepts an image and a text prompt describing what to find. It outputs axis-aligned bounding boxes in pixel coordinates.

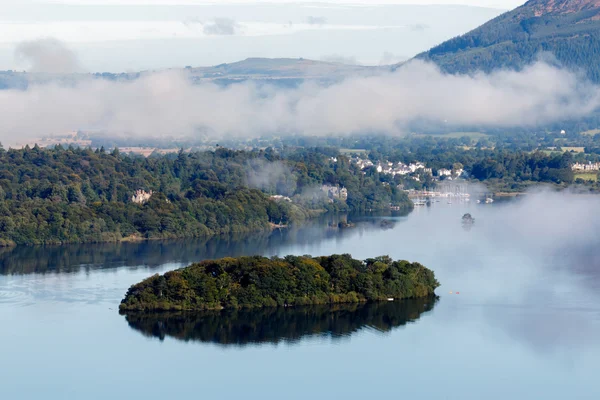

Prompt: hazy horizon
[1,1,510,72]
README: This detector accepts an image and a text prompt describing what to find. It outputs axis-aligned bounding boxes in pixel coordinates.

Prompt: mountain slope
[414,0,600,81]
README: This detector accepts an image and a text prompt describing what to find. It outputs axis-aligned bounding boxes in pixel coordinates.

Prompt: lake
[1,191,599,400]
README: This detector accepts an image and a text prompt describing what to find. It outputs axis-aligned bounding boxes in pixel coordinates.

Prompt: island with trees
[119,254,440,311]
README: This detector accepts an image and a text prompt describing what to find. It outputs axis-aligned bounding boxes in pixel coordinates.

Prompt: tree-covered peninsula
[119,254,440,311]
[0,145,412,246]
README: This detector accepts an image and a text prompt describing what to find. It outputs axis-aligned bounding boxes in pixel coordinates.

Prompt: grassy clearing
[539,149,561,155]
[561,147,586,153]
[575,173,598,182]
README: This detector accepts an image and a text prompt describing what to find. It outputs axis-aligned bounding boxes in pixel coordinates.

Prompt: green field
[538,149,561,155]
[575,173,598,182]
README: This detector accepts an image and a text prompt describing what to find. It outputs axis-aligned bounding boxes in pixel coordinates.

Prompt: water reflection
[122,297,437,346]
[0,211,408,275]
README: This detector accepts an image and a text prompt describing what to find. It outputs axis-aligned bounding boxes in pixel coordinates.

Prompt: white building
[355,159,374,170]
[572,162,600,171]
[132,190,153,204]
[270,195,292,202]
[322,185,348,201]
[438,168,452,177]
[408,162,426,173]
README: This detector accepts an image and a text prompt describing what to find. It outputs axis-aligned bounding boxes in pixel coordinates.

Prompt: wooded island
[119,254,439,311]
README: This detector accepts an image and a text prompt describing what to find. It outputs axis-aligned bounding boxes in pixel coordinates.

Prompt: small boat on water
[485,198,494,204]
[413,199,426,206]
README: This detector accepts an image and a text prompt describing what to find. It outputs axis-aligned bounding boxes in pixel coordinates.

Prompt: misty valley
[3,1,600,399]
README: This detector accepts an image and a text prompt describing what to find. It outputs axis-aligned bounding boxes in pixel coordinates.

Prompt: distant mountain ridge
[0,58,380,90]
[414,0,600,82]
[189,57,381,80]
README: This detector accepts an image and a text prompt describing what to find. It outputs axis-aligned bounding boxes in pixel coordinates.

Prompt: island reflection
[122,297,437,346]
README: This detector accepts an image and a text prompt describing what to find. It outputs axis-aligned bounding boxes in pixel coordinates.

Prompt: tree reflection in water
[0,212,408,275]
[122,297,437,346]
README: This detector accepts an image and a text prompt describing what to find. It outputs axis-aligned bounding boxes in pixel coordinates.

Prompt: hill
[1,58,380,90]
[189,58,379,80]
[414,0,600,82]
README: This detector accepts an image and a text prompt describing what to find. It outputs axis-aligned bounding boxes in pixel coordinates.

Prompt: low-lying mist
[2,38,600,145]
[317,188,600,354]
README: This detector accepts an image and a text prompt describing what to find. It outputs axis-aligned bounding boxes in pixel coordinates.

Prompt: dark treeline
[0,213,400,275]
[0,145,411,246]
[119,254,440,311]
[123,297,437,345]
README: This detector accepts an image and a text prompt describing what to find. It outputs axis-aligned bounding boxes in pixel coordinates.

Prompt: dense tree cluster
[417,4,600,82]
[0,146,302,246]
[0,145,411,246]
[119,254,440,311]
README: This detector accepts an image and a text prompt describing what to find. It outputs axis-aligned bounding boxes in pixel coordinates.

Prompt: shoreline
[119,294,440,313]
[0,207,400,248]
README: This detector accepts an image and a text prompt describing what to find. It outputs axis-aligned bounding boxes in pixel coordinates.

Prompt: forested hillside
[0,145,411,246]
[415,0,600,82]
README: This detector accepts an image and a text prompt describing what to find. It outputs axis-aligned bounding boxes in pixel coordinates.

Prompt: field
[562,147,586,153]
[339,148,368,154]
[575,173,598,182]
[539,149,561,155]
[581,129,600,136]
[415,132,490,140]
[538,147,585,155]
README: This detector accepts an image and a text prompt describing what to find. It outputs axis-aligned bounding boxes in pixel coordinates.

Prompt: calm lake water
[1,192,600,400]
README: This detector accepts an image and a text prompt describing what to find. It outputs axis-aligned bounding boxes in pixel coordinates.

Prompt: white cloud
[202,18,240,36]
[0,21,406,44]
[379,51,408,65]
[0,2,507,71]
[14,38,84,73]
[1,60,599,144]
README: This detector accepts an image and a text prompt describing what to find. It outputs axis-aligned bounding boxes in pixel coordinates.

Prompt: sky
[18,0,527,6]
[0,0,527,72]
